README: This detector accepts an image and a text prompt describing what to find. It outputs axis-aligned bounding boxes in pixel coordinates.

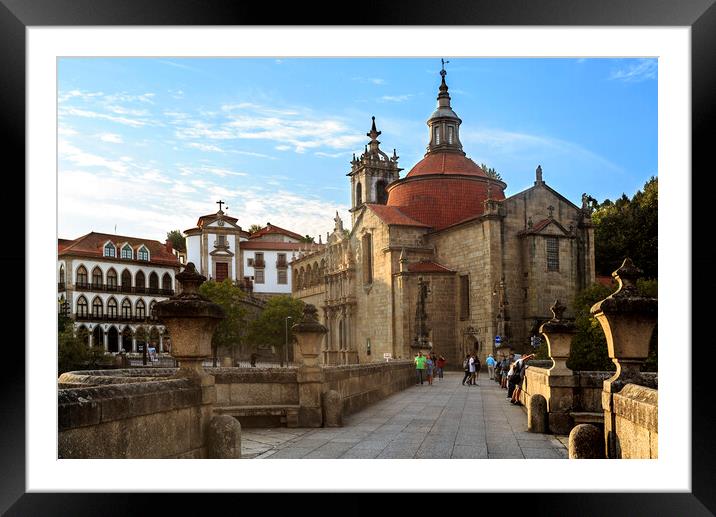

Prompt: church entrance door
[215,262,228,282]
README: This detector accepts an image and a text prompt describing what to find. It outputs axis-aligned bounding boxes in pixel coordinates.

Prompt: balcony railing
[276,260,288,268]
[71,283,174,296]
[253,260,266,268]
[75,313,160,324]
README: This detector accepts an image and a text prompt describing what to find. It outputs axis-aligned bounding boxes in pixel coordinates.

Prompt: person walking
[414,351,427,385]
[486,353,496,380]
[467,353,477,385]
[436,355,446,380]
[461,354,471,385]
[425,354,434,385]
[472,354,481,386]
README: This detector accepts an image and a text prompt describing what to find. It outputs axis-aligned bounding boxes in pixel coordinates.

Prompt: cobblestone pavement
[242,371,568,459]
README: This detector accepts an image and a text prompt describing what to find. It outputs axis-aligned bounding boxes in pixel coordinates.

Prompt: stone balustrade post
[292,304,328,427]
[539,299,576,376]
[156,263,226,457]
[591,258,657,458]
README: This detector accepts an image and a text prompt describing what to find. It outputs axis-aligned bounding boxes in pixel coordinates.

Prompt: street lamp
[284,316,293,367]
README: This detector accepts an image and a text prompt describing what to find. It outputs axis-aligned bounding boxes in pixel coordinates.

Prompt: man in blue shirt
[486,354,496,380]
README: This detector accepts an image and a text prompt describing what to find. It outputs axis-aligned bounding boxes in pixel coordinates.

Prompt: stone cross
[547,205,554,218]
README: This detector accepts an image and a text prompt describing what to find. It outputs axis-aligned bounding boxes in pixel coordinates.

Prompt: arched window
[106,269,117,290]
[91,297,103,318]
[362,234,373,285]
[447,125,455,144]
[121,244,133,259]
[59,265,65,284]
[356,182,362,206]
[149,272,159,293]
[104,242,116,257]
[150,300,157,320]
[136,299,146,320]
[107,298,118,319]
[137,246,149,261]
[92,267,103,286]
[76,265,88,286]
[77,296,88,317]
[121,298,132,319]
[433,126,440,145]
[135,271,146,292]
[121,269,132,292]
[376,180,388,204]
[162,273,172,292]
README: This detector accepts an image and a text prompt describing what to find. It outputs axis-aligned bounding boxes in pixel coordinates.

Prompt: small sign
[495,335,501,343]
[383,353,392,359]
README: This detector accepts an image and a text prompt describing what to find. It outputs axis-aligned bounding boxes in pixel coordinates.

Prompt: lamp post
[285,316,293,367]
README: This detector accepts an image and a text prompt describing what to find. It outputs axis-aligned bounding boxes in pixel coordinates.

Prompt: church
[292,66,596,368]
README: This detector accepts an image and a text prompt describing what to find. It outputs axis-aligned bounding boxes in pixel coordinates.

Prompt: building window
[460,275,470,320]
[150,300,157,320]
[107,298,118,318]
[278,269,287,284]
[121,299,132,319]
[77,296,88,317]
[376,180,388,204]
[137,246,149,261]
[149,272,159,292]
[434,126,440,145]
[362,234,373,285]
[136,300,146,319]
[448,126,454,144]
[277,253,287,268]
[546,237,559,271]
[91,298,103,318]
[255,269,265,284]
[247,258,254,267]
[104,242,116,257]
[106,269,117,290]
[254,252,265,268]
[135,271,146,291]
[92,267,103,286]
[121,269,132,291]
[356,182,362,206]
[59,265,65,284]
[162,273,172,291]
[121,245,133,259]
[76,266,88,286]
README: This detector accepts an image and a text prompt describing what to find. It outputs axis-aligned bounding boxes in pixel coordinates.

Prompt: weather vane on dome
[441,58,450,77]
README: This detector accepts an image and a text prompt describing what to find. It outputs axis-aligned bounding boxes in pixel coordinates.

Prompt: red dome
[386,152,505,230]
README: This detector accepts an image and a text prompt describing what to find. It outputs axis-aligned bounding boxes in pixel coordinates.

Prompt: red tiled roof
[387,175,505,231]
[366,204,431,228]
[58,232,179,266]
[249,223,304,241]
[58,238,74,252]
[240,241,324,251]
[406,152,488,178]
[407,260,456,273]
[196,212,238,227]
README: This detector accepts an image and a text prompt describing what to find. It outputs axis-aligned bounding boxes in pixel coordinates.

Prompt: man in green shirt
[414,351,427,385]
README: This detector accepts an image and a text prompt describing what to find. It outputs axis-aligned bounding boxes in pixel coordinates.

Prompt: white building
[58,232,181,353]
[184,207,323,296]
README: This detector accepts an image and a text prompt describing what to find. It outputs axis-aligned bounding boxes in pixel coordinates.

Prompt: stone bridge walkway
[241,371,568,459]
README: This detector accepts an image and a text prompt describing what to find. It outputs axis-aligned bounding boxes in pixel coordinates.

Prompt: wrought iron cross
[441,58,450,76]
[216,200,225,211]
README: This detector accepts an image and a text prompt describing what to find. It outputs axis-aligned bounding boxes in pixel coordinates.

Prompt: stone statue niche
[412,277,431,350]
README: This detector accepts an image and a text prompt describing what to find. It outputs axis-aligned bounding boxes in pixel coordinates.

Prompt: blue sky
[58,57,657,242]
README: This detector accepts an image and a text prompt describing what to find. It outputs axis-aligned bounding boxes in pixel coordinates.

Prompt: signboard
[494,335,501,343]
[383,353,392,362]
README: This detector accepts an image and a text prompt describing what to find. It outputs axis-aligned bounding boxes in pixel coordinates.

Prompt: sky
[57,57,657,243]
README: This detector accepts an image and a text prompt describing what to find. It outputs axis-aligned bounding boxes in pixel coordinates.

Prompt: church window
[362,234,373,285]
[546,237,559,271]
[104,242,116,257]
[434,126,440,145]
[278,269,287,284]
[121,245,133,259]
[448,126,454,144]
[255,269,265,284]
[459,275,470,320]
[356,182,363,206]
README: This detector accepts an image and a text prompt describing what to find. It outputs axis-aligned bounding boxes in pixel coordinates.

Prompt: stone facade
[291,71,595,366]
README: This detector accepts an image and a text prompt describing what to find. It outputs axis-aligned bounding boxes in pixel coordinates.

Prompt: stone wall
[323,360,415,416]
[58,376,212,458]
[611,383,658,459]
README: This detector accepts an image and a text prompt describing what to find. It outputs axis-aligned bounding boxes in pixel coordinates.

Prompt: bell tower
[425,59,465,156]
[347,117,401,226]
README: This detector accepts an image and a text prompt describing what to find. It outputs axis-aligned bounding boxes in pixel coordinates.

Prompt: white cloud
[609,59,657,82]
[352,77,385,85]
[98,133,123,144]
[379,94,413,103]
[61,107,149,127]
[187,142,225,153]
[59,140,129,173]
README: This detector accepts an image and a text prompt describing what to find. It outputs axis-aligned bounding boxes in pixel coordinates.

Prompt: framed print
[2,0,713,514]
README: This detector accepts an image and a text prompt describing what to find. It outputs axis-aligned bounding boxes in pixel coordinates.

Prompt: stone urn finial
[539,299,576,376]
[549,299,567,321]
[292,304,327,367]
[591,258,657,389]
[156,262,225,377]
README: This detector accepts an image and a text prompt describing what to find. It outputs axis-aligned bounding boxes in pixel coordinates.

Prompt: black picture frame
[2,0,712,514]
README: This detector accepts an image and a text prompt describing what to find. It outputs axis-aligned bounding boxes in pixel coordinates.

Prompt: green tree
[480,163,503,181]
[166,230,186,252]
[592,177,657,279]
[199,279,248,365]
[246,295,305,366]
[248,224,262,235]
[58,327,107,374]
[300,235,315,243]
